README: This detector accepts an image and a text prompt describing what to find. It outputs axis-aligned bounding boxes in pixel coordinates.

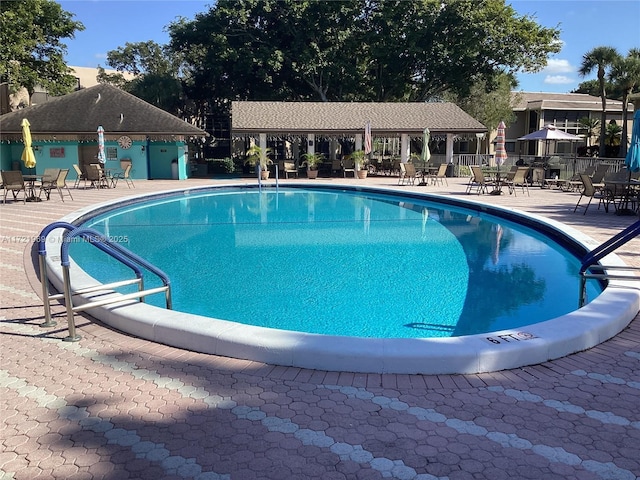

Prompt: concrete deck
[1,175,639,479]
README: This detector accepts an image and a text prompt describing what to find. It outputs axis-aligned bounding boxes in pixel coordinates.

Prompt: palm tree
[578,116,600,147]
[605,121,622,157]
[579,46,621,156]
[609,48,640,157]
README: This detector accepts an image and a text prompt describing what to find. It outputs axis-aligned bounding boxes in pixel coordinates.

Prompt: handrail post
[139,277,145,302]
[256,163,262,190]
[39,254,56,327]
[579,276,587,308]
[62,264,81,342]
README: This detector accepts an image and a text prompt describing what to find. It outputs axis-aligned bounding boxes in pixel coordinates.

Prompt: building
[0,83,207,180]
[498,92,635,159]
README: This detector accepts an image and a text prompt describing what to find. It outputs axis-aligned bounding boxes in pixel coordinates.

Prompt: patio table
[483,168,504,195]
[23,174,43,202]
[605,179,640,216]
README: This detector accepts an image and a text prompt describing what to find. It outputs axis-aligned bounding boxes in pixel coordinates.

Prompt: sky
[58,0,640,94]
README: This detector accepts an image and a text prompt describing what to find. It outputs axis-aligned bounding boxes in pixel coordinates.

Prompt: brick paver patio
[1,175,639,480]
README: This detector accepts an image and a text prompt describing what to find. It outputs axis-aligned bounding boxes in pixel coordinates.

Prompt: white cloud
[544,59,573,74]
[544,75,575,85]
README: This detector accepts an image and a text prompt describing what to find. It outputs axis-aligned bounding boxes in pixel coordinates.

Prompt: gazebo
[231,101,487,167]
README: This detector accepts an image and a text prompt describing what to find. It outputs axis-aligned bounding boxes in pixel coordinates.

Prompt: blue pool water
[71,187,600,338]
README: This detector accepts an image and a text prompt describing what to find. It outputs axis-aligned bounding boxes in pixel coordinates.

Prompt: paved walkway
[1,175,639,480]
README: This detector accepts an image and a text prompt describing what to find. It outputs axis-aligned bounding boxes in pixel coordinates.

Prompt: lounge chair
[85,164,107,188]
[465,165,493,194]
[398,162,417,185]
[112,163,134,188]
[590,163,610,190]
[1,170,26,203]
[342,157,356,178]
[72,164,86,189]
[280,161,298,179]
[37,168,61,200]
[428,163,448,186]
[505,167,530,196]
[40,169,73,202]
[574,173,611,215]
[566,165,596,192]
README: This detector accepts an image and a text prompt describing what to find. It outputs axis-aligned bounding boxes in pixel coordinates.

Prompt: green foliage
[207,158,235,174]
[609,48,640,157]
[301,152,324,170]
[578,117,600,147]
[450,73,517,131]
[166,0,561,106]
[105,41,176,76]
[245,145,273,169]
[349,150,367,167]
[0,0,84,101]
[579,46,622,151]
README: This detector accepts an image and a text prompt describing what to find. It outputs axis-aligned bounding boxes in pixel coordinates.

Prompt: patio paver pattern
[1,176,639,480]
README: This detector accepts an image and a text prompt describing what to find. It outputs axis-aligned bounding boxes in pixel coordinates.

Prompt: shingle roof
[511,91,627,112]
[0,83,207,139]
[231,101,486,135]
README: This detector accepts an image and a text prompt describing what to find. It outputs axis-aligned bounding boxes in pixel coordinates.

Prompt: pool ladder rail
[37,221,172,342]
[579,219,640,307]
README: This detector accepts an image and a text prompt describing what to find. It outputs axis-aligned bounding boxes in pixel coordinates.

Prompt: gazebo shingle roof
[0,83,207,139]
[231,101,486,135]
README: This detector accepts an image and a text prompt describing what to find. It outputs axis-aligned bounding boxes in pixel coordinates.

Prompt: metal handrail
[37,222,172,342]
[579,219,640,307]
[38,222,145,328]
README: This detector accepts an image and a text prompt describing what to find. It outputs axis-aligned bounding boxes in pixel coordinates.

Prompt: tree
[579,46,621,154]
[450,74,519,134]
[578,117,600,147]
[99,41,196,122]
[604,121,622,157]
[167,0,561,108]
[571,79,611,97]
[609,48,640,157]
[0,0,84,104]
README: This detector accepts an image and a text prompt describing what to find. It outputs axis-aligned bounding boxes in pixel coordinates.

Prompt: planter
[261,170,270,180]
[357,169,368,179]
[307,169,319,179]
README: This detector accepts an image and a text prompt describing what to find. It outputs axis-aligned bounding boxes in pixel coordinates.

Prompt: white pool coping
[43,183,640,374]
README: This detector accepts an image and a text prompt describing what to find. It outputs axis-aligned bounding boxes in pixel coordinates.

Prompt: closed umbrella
[495,121,507,167]
[490,121,507,195]
[421,128,431,165]
[415,128,432,185]
[97,125,106,164]
[625,110,640,174]
[364,120,372,155]
[21,118,36,169]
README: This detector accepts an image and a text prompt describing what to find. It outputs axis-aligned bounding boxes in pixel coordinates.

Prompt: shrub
[207,158,235,174]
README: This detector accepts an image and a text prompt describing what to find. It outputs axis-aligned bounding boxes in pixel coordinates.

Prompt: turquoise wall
[0,141,79,174]
[1,139,185,180]
[149,142,177,179]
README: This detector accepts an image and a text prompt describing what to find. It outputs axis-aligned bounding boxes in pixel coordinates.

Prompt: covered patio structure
[231,101,487,174]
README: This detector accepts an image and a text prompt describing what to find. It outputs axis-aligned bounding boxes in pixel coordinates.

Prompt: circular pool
[44,184,640,374]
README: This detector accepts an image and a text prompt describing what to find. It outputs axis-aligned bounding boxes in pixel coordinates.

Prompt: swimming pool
[71,187,600,338]
[46,184,639,374]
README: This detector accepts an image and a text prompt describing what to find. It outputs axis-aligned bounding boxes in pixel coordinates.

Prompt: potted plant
[351,150,368,179]
[245,145,273,180]
[301,152,324,179]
